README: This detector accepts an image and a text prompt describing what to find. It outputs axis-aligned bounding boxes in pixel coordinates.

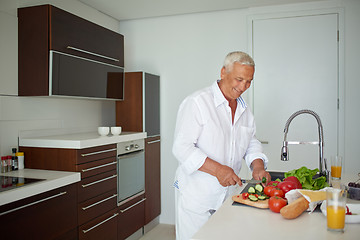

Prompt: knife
[241,179,262,184]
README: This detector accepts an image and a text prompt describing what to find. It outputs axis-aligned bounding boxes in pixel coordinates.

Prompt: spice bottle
[1,156,7,173]
[11,148,17,170]
[7,156,12,172]
[16,152,25,170]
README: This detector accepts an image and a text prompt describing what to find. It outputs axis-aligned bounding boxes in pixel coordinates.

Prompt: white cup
[111,126,122,135]
[98,127,110,136]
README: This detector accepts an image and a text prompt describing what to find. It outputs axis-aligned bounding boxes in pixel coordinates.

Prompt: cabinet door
[0,184,78,240]
[79,208,118,240]
[50,5,124,67]
[118,194,145,240]
[145,136,161,224]
[116,72,143,132]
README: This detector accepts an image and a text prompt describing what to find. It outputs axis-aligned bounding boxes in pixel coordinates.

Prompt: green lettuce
[284,166,329,190]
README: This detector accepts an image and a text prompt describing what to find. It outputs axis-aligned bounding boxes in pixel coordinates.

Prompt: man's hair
[223,51,255,72]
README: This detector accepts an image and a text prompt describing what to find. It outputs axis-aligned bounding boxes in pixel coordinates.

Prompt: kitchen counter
[192,174,360,240]
[0,169,80,206]
[19,131,147,149]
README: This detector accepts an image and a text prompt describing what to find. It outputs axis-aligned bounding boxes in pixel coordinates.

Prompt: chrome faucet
[281,109,326,175]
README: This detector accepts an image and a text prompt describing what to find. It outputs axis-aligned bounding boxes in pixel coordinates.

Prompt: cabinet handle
[82,213,119,234]
[81,175,117,188]
[67,46,119,62]
[82,161,117,172]
[81,148,116,157]
[147,139,161,144]
[82,194,117,211]
[119,198,146,213]
[0,192,67,216]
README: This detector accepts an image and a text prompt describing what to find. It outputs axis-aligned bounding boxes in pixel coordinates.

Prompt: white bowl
[98,127,110,136]
[111,126,122,135]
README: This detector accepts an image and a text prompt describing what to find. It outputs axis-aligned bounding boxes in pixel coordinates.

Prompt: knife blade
[241,179,262,184]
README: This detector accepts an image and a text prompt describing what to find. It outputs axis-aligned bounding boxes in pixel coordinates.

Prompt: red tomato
[264,186,275,196]
[278,181,297,194]
[242,192,249,199]
[283,176,302,189]
[270,188,285,198]
[269,196,287,213]
[267,180,280,187]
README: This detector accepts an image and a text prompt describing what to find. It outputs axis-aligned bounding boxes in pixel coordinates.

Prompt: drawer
[77,156,117,179]
[77,144,116,164]
[78,189,117,225]
[79,208,118,240]
[118,194,145,240]
[78,169,117,202]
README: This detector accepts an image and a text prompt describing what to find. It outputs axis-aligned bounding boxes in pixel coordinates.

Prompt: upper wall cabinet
[18,4,125,100]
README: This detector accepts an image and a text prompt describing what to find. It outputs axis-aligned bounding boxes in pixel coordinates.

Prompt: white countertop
[19,131,147,149]
[0,169,80,206]
[192,174,360,240]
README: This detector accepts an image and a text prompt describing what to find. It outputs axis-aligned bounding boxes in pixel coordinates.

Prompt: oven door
[117,150,145,204]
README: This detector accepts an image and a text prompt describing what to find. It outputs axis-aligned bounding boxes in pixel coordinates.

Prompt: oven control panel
[117,139,145,155]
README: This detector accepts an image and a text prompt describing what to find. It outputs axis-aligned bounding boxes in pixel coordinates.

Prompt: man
[172,51,270,240]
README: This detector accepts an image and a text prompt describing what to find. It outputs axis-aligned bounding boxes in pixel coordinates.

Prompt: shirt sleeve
[172,97,208,175]
[243,115,269,171]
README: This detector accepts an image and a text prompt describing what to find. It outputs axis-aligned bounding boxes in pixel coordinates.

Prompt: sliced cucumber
[258,195,266,200]
[255,184,263,193]
[248,195,258,201]
[248,186,256,194]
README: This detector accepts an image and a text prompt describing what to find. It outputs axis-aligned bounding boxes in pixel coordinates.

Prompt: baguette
[280,196,309,219]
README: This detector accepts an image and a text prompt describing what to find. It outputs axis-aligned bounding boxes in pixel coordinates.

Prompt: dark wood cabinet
[145,136,161,224]
[117,194,146,240]
[18,4,124,97]
[0,183,78,240]
[116,72,161,225]
[20,144,118,240]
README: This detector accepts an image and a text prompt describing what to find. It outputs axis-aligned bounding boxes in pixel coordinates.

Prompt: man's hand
[199,157,241,187]
[215,165,241,187]
[251,159,271,185]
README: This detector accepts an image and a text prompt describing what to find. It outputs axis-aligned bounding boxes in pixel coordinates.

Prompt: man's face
[220,62,254,101]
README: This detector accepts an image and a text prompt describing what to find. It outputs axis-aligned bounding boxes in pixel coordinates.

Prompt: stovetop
[0,176,45,193]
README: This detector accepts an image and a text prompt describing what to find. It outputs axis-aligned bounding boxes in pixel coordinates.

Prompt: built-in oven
[117,139,145,206]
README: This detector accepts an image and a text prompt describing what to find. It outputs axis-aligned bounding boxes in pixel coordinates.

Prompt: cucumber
[255,184,263,193]
[248,186,256,194]
[258,195,266,200]
[248,195,258,201]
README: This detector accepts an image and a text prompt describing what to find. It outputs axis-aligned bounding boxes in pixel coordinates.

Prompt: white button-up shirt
[173,80,268,212]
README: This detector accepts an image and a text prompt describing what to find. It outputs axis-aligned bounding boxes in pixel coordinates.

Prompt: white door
[251,13,339,172]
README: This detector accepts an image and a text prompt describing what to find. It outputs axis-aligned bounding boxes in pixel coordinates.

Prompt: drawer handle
[82,194,117,211]
[119,198,146,213]
[147,139,161,144]
[0,192,67,216]
[81,175,117,188]
[81,148,116,157]
[82,161,117,172]
[67,46,120,62]
[82,213,119,234]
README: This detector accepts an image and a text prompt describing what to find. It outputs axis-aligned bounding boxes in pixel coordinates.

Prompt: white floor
[140,224,176,240]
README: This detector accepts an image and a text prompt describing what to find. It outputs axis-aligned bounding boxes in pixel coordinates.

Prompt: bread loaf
[280,196,309,219]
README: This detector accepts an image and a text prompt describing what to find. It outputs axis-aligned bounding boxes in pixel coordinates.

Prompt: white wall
[119,0,360,225]
[0,0,120,155]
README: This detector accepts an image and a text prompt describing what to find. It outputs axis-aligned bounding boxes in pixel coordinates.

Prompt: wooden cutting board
[232,194,269,209]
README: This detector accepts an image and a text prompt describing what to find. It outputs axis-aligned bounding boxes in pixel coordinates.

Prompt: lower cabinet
[117,194,146,240]
[79,208,118,240]
[0,183,78,240]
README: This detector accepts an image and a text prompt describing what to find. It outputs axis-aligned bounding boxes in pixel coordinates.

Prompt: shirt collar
[212,80,247,109]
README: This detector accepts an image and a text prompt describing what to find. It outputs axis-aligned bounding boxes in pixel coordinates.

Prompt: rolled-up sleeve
[172,97,208,175]
[244,121,269,170]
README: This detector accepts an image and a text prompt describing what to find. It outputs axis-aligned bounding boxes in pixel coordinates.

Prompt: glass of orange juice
[330,156,342,180]
[326,187,347,232]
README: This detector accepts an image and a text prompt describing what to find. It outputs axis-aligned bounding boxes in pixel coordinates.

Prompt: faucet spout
[281,109,325,175]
